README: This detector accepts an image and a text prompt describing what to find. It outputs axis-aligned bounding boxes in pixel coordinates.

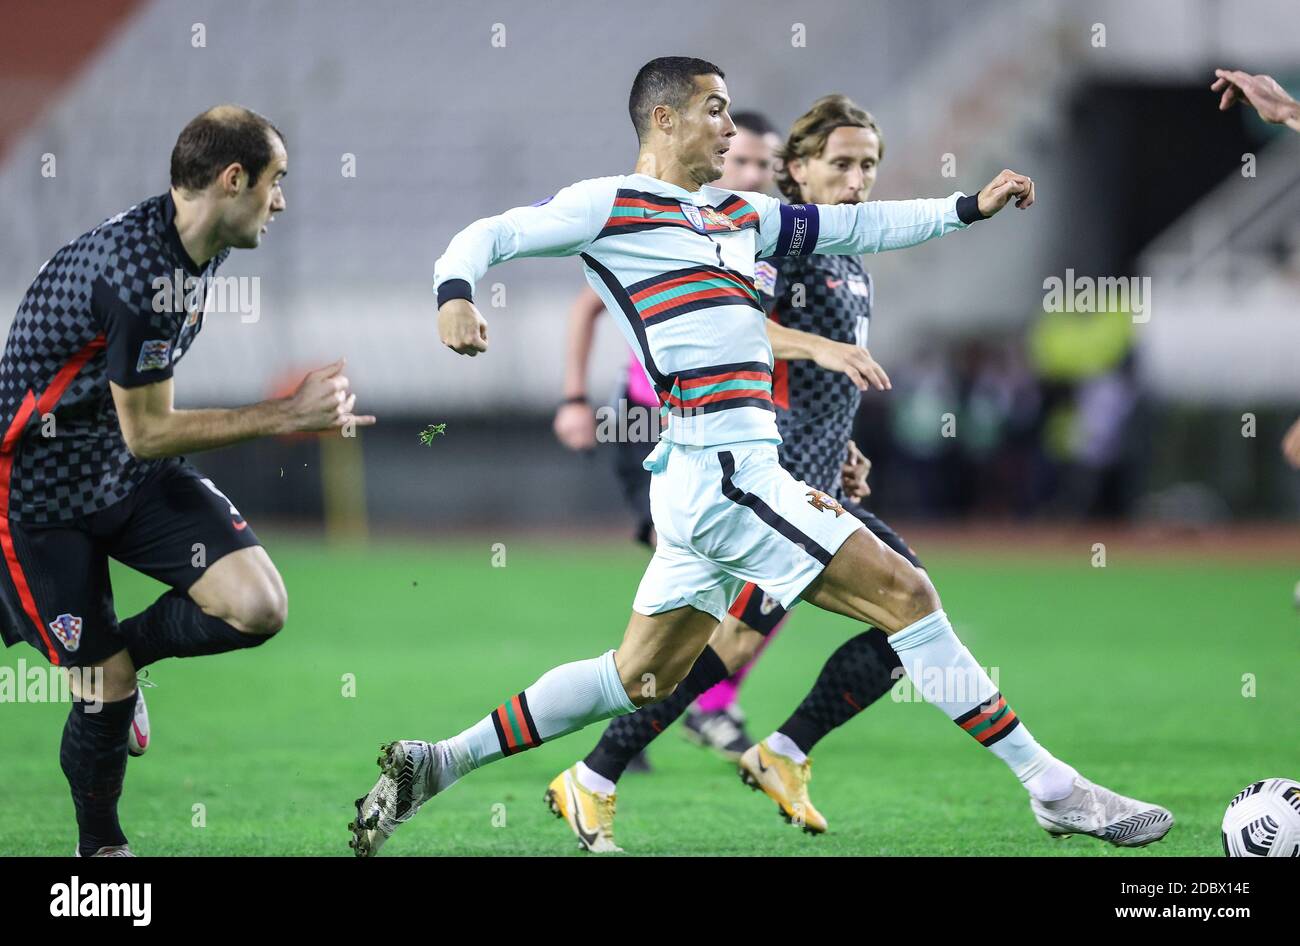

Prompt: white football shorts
[632,439,865,622]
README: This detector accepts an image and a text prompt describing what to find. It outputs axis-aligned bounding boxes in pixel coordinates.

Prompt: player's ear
[216,162,244,196]
[652,103,672,135]
[787,157,807,187]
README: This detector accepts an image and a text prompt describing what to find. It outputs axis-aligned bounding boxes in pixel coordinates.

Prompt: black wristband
[956,193,987,225]
[559,395,588,407]
[437,278,473,307]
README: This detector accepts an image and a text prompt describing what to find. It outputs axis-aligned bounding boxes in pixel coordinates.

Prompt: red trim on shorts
[728,582,759,619]
[0,334,107,664]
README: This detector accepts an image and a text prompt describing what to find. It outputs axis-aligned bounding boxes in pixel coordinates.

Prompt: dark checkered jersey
[754,253,873,504]
[0,193,228,523]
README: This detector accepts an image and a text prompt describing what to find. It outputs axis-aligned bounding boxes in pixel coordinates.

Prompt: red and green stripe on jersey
[714,193,760,229]
[490,692,542,756]
[627,265,762,327]
[953,692,1021,747]
[661,361,774,418]
[597,189,759,240]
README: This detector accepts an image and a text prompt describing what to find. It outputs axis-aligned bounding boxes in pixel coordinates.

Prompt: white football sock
[442,650,635,789]
[575,760,617,795]
[889,609,1074,801]
[765,731,808,764]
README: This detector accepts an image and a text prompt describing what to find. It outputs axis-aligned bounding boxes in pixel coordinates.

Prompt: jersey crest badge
[678,201,706,233]
[49,613,83,652]
[702,206,738,230]
[759,592,781,616]
[136,339,172,373]
[806,489,846,517]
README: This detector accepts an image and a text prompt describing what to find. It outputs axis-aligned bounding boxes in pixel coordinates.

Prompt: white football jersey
[434,173,981,447]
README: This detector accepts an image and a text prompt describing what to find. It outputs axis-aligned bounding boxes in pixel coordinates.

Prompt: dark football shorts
[727,503,923,635]
[0,458,261,667]
[610,388,657,547]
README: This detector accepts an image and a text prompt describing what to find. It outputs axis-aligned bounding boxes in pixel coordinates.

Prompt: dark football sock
[583,645,728,783]
[776,628,902,754]
[118,589,270,669]
[61,692,136,856]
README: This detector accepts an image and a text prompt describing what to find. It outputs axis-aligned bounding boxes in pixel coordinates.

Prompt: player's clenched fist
[977,169,1036,217]
[438,299,490,356]
[554,401,597,450]
[840,440,872,500]
[287,358,376,431]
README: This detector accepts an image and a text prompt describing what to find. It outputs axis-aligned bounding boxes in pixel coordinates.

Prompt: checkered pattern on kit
[765,253,873,503]
[1,194,226,523]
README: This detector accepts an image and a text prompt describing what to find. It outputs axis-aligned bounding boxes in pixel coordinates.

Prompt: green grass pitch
[1,536,1295,856]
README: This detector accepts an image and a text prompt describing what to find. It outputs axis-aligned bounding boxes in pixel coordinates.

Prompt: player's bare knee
[80,651,137,703]
[896,566,941,625]
[620,659,687,708]
[245,563,289,635]
[709,623,763,673]
[210,576,287,637]
[241,583,288,636]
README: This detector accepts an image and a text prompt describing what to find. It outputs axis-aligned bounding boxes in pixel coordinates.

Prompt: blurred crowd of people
[851,317,1143,521]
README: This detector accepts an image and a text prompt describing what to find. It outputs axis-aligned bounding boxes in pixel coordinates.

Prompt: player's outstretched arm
[433,178,614,358]
[111,358,374,459]
[750,168,1034,260]
[554,286,606,450]
[766,320,890,391]
[1212,69,1300,132]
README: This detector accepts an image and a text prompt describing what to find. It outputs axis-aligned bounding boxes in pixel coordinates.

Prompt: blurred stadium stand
[1,0,1297,531]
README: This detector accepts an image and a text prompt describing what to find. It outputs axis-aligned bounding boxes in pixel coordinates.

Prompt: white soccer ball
[1221,778,1300,857]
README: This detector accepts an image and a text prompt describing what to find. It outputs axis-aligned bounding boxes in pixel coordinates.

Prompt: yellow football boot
[544,765,623,853]
[738,739,828,834]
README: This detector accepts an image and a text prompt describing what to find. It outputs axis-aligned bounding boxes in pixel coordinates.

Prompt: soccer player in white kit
[349,57,1173,855]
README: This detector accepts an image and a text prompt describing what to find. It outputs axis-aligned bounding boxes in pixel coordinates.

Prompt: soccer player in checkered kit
[350,58,1171,855]
[0,106,373,856]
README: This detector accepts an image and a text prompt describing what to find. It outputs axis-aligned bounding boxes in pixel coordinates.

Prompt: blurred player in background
[352,56,1172,858]
[1210,69,1300,467]
[0,106,373,856]
[1211,68,1300,608]
[553,110,781,764]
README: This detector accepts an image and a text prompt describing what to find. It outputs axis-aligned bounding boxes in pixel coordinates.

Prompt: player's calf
[62,649,139,857]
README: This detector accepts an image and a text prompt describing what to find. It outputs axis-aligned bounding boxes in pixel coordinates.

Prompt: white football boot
[349,740,442,857]
[127,684,151,757]
[1031,774,1174,847]
[74,844,135,857]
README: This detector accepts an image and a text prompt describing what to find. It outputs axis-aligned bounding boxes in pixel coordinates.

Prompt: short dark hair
[730,110,776,138]
[628,57,725,141]
[170,105,285,191]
